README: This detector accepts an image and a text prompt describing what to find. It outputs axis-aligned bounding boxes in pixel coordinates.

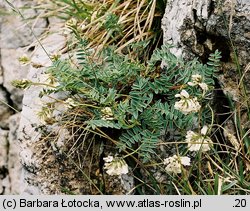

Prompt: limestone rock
[19,29,67,194]
[0,0,48,195]
[162,0,250,130]
[162,0,217,60]
[0,0,47,49]
[1,48,29,110]
[0,87,12,127]
[0,129,10,194]
[8,113,22,194]
[0,65,3,85]
[162,0,250,91]
[0,114,22,195]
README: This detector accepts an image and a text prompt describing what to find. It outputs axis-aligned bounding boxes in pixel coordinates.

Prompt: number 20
[235,199,246,207]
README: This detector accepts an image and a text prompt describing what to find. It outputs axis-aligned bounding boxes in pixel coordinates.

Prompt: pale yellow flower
[175,89,190,98]
[188,74,208,92]
[18,55,31,66]
[37,106,53,125]
[11,79,32,89]
[103,156,128,176]
[101,107,114,120]
[65,98,79,108]
[188,74,202,86]
[199,83,208,92]
[223,129,240,151]
[164,155,190,174]
[185,125,213,152]
[174,90,201,115]
[65,18,77,28]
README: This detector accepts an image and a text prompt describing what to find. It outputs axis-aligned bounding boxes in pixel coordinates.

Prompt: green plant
[8,0,250,195]
[36,41,249,194]
[38,43,220,163]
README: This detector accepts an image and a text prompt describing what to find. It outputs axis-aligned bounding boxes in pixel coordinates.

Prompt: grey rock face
[0,0,47,194]
[0,113,22,195]
[0,0,48,49]
[7,114,22,194]
[0,129,9,194]
[18,29,67,194]
[1,48,29,110]
[162,0,250,87]
[0,87,12,128]
[162,0,250,119]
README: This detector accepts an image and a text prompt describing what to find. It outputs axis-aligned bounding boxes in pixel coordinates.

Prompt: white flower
[188,74,202,86]
[174,90,201,115]
[185,126,213,152]
[199,83,208,92]
[201,125,208,135]
[164,155,190,174]
[65,98,78,108]
[101,107,114,120]
[103,156,128,176]
[103,155,114,162]
[175,89,190,98]
[180,156,191,166]
[188,74,208,92]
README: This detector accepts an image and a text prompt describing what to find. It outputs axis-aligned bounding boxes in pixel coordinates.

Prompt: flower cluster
[63,18,78,35]
[174,90,201,115]
[223,128,240,151]
[185,125,213,152]
[188,74,208,92]
[163,155,190,174]
[44,74,60,88]
[37,106,53,125]
[65,98,79,108]
[11,79,32,89]
[101,107,114,120]
[18,55,31,66]
[103,155,129,176]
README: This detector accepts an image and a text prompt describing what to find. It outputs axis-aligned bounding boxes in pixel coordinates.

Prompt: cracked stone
[7,113,22,194]
[0,129,10,194]
[0,0,48,49]
[0,87,12,128]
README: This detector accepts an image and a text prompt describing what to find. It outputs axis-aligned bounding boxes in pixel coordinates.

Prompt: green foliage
[104,13,122,36]
[207,50,222,68]
[50,0,93,20]
[87,119,121,130]
[46,44,221,162]
[8,0,249,196]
